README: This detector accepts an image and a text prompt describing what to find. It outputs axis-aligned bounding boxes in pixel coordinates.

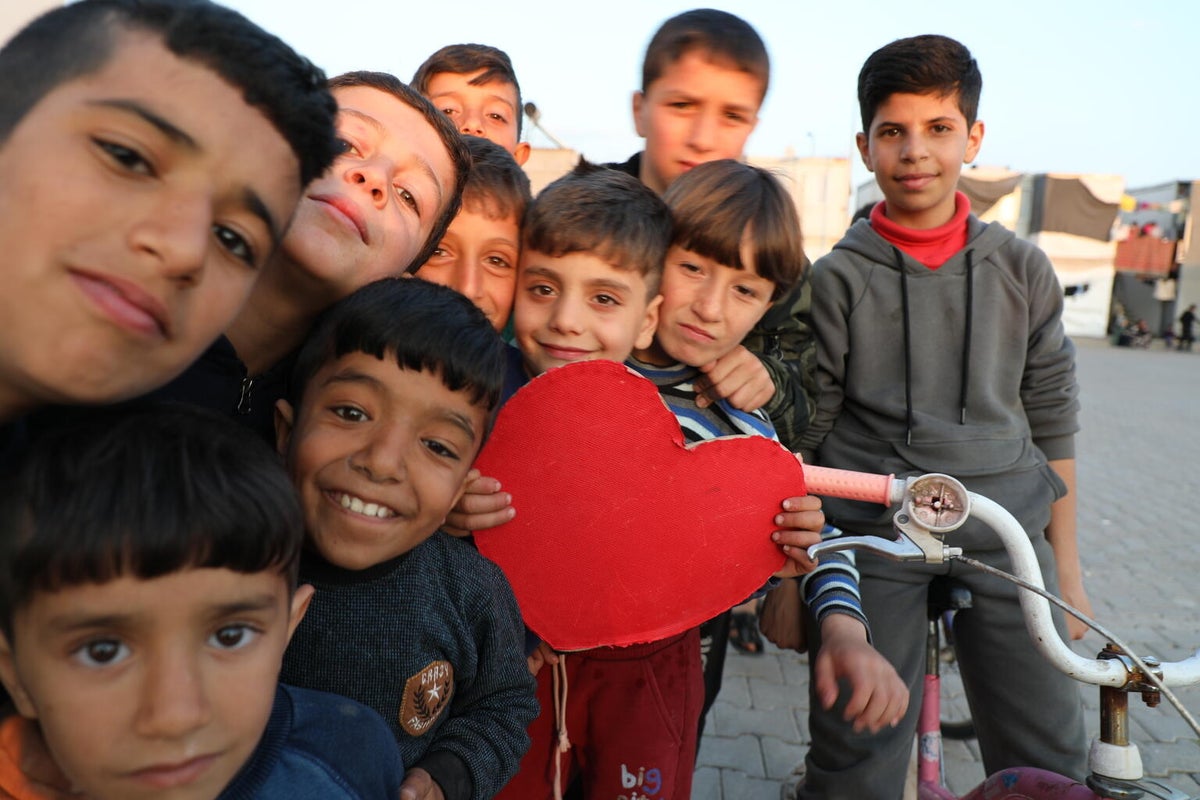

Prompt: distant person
[795,34,1088,798]
[412,43,531,165]
[276,278,537,800]
[1178,304,1196,351]
[0,0,338,424]
[0,404,404,800]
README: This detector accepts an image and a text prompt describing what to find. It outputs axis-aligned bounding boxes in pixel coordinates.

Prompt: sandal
[729,610,764,655]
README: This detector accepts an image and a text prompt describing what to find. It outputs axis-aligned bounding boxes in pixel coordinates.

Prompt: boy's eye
[334,137,361,158]
[680,261,702,274]
[484,255,513,270]
[395,186,418,214]
[210,624,258,651]
[486,112,508,124]
[423,438,460,461]
[332,405,368,422]
[529,284,555,297]
[213,224,256,267]
[593,293,619,306]
[75,639,130,668]
[95,139,154,176]
[734,284,760,299]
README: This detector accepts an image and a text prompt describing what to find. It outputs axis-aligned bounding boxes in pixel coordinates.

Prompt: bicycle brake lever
[807,510,965,564]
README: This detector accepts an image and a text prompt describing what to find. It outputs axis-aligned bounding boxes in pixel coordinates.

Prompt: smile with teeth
[333,492,397,519]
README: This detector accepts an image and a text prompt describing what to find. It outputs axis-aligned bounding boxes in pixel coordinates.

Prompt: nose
[692,281,723,323]
[459,108,485,137]
[901,132,929,162]
[686,110,718,153]
[350,422,408,483]
[134,645,210,739]
[453,260,483,301]
[345,159,388,207]
[547,294,584,336]
[126,190,211,286]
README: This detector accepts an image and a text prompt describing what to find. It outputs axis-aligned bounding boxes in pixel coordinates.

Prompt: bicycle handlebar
[801,465,1200,690]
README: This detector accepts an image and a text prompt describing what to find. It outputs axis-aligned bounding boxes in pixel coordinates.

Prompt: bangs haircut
[411,43,523,138]
[329,71,471,271]
[857,34,982,131]
[461,135,532,223]
[641,8,769,102]
[0,404,303,638]
[663,160,805,300]
[288,277,506,422]
[0,0,339,186]
[523,159,671,295]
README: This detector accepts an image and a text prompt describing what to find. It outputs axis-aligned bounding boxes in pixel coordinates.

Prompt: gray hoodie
[799,216,1079,547]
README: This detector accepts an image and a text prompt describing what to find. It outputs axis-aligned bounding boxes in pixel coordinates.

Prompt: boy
[150,71,471,441]
[417,135,532,331]
[0,0,338,422]
[0,404,404,799]
[795,35,1089,798]
[412,44,530,165]
[606,8,816,451]
[629,159,907,744]
[275,278,537,800]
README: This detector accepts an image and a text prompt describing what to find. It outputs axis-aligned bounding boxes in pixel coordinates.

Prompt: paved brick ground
[693,336,1200,799]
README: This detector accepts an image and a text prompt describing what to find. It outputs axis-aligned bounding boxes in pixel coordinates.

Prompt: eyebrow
[90,98,282,247]
[442,410,478,443]
[44,593,282,635]
[339,108,446,216]
[322,368,384,391]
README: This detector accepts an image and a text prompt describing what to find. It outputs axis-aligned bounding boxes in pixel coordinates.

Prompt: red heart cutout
[473,360,806,650]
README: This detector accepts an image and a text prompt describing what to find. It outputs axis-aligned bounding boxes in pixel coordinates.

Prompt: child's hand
[526,640,560,676]
[695,345,775,411]
[814,614,908,733]
[442,469,514,537]
[399,768,445,800]
[771,494,825,575]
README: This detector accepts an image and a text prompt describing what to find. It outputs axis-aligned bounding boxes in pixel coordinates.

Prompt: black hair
[0,404,304,638]
[0,0,339,187]
[641,8,769,102]
[288,277,506,423]
[522,159,672,296]
[460,135,532,222]
[411,43,523,138]
[663,160,805,301]
[329,71,472,272]
[857,34,982,131]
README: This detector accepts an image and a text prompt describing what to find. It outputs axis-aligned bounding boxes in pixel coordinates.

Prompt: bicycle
[797,464,1200,800]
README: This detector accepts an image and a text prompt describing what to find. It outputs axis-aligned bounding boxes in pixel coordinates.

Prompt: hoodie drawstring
[894,246,975,445]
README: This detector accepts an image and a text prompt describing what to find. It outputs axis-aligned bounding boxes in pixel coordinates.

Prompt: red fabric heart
[472,360,806,651]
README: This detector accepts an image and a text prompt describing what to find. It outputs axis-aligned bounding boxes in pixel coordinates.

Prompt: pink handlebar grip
[801,464,897,507]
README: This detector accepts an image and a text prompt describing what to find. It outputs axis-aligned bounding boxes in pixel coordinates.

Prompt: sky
[223,0,1195,193]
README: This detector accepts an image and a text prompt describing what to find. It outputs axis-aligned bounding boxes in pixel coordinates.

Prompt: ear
[512,141,531,166]
[634,293,664,351]
[0,632,37,720]
[274,399,295,458]
[855,131,873,172]
[964,120,985,164]
[285,584,315,643]
[632,90,647,138]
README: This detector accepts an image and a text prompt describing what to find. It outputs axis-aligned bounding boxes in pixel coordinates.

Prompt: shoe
[729,610,764,655]
[780,762,805,800]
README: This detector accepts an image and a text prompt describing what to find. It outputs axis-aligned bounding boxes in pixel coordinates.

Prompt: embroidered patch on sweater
[399,660,454,736]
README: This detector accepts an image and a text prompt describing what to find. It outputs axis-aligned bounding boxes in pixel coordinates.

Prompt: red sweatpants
[497,628,703,800]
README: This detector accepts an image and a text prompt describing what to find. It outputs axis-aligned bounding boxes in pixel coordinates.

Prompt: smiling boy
[0,0,338,422]
[275,278,536,800]
[149,71,471,439]
[795,35,1088,798]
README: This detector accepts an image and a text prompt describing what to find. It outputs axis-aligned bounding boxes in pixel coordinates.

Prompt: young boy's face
[280,86,456,299]
[513,250,662,376]
[0,568,311,800]
[418,206,521,331]
[644,244,774,367]
[276,353,487,570]
[0,33,302,416]
[425,70,530,165]
[855,91,984,230]
[632,50,762,195]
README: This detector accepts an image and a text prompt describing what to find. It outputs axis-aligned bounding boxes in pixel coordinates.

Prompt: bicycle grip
[801,464,897,506]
